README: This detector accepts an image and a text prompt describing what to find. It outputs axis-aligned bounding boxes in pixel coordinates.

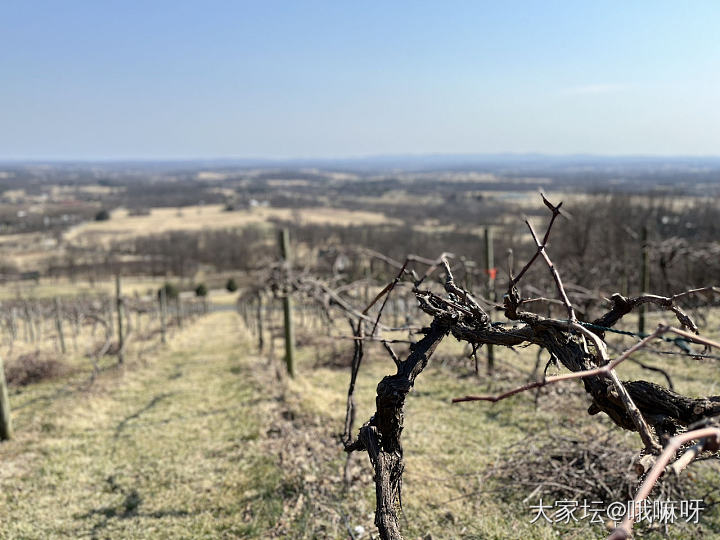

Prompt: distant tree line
[36,194,720,301]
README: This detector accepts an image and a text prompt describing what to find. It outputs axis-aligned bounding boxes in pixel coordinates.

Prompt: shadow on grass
[14,359,124,411]
[113,392,174,439]
[75,475,216,534]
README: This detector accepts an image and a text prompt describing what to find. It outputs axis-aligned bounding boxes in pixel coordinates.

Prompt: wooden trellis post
[256,292,265,352]
[159,287,167,345]
[639,225,650,335]
[9,307,17,342]
[23,301,34,343]
[54,298,66,355]
[116,275,124,364]
[72,306,80,352]
[485,227,495,375]
[364,263,371,305]
[0,355,12,441]
[176,297,183,329]
[279,228,295,378]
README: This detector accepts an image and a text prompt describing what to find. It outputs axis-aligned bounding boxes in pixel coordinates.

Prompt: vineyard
[0,190,718,539]
[6,3,720,537]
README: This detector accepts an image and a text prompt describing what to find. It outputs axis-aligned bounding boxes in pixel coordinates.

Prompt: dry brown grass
[64,204,399,245]
[4,350,68,386]
[1,305,719,539]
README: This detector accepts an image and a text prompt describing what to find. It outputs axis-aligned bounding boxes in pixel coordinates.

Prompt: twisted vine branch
[343,195,720,540]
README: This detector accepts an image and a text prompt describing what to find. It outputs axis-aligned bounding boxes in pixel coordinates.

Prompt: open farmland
[65,205,399,244]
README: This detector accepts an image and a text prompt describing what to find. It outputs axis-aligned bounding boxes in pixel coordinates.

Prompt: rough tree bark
[347,320,448,539]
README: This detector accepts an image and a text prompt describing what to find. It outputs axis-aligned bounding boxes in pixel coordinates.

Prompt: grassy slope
[1,312,279,539]
[1,310,719,539]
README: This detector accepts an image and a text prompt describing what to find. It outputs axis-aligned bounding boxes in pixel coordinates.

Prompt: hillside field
[1,306,719,539]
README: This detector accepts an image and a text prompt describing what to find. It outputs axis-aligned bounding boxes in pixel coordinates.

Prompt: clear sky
[1,1,719,160]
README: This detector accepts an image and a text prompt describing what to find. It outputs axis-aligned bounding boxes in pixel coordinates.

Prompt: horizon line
[3,151,720,164]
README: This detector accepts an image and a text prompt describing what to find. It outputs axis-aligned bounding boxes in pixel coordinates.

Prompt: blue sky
[1,1,719,159]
